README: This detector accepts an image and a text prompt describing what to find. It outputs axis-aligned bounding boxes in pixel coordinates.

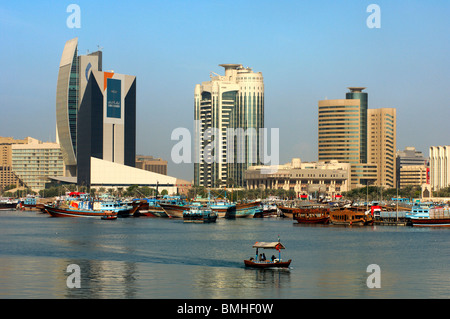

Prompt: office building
[56,37,137,188]
[245,158,350,199]
[136,155,168,175]
[429,146,450,191]
[76,69,136,187]
[399,165,428,188]
[56,37,103,177]
[318,87,377,188]
[396,147,428,188]
[367,108,396,188]
[11,137,65,191]
[194,64,264,187]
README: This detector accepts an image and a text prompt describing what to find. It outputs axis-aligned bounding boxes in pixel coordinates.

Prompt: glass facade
[68,49,79,156]
[194,65,264,187]
[346,90,368,164]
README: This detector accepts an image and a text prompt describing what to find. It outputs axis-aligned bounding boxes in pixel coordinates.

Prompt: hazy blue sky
[1,0,449,181]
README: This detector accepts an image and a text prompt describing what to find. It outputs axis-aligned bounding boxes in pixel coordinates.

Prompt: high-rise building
[429,146,450,191]
[318,87,379,189]
[318,97,362,164]
[56,37,102,177]
[76,69,136,187]
[194,64,264,187]
[367,108,396,188]
[56,38,136,188]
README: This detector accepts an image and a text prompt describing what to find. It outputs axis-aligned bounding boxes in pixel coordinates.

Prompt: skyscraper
[367,108,397,188]
[76,69,136,187]
[56,37,102,177]
[194,64,264,187]
[318,87,377,188]
[56,38,136,187]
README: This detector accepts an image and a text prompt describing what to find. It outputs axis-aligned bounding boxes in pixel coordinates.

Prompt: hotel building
[11,137,65,191]
[194,64,264,187]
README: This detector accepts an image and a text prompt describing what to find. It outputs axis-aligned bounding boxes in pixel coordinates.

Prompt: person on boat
[262,253,266,261]
[271,255,276,262]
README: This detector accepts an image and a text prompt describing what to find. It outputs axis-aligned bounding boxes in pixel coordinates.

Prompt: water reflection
[191,265,291,298]
[64,259,138,299]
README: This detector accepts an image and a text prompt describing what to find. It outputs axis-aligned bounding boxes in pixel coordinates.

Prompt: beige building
[318,98,362,164]
[367,108,396,188]
[135,155,168,175]
[318,88,379,189]
[429,145,450,191]
[399,165,428,188]
[12,138,65,191]
[0,137,29,191]
[245,158,350,199]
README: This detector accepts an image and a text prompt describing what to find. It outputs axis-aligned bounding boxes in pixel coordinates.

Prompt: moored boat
[234,201,262,218]
[329,208,373,226]
[244,239,291,269]
[294,210,330,224]
[132,199,168,217]
[411,206,450,227]
[183,206,217,223]
[160,203,188,218]
[44,197,141,219]
[210,200,236,218]
[0,198,19,210]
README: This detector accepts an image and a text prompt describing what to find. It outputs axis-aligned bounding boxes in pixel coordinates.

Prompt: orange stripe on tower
[104,72,114,91]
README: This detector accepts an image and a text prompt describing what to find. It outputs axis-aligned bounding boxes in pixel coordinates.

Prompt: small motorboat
[244,239,291,269]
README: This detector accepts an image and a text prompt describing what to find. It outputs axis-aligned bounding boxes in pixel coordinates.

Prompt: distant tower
[194,64,264,187]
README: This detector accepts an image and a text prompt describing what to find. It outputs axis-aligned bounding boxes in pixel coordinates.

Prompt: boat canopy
[252,242,285,249]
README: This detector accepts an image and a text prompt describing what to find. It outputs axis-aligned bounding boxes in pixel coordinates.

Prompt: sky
[1,0,449,182]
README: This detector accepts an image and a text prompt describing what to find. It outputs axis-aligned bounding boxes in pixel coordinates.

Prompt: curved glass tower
[56,37,79,177]
[56,38,102,177]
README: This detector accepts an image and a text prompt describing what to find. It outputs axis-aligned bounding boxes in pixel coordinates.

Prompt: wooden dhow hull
[44,206,119,219]
[411,218,450,227]
[294,215,329,224]
[159,203,186,218]
[234,201,261,218]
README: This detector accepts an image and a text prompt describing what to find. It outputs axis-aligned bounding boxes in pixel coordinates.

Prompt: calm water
[1,209,450,299]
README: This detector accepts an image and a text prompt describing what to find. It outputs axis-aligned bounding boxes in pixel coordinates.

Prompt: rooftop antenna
[97,45,103,51]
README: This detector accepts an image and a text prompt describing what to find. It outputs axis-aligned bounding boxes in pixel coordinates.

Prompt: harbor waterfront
[2,209,450,299]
